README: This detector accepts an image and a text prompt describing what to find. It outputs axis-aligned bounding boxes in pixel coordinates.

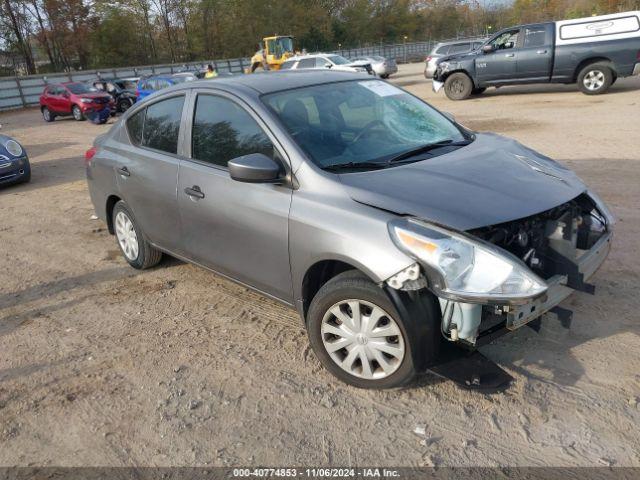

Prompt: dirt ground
[1,63,639,468]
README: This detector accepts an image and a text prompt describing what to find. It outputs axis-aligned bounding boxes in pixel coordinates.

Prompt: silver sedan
[350,55,398,78]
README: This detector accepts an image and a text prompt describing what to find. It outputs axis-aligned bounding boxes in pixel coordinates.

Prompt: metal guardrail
[0,41,436,111]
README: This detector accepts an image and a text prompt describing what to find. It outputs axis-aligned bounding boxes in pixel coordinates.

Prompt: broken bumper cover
[432,80,444,93]
[632,63,640,76]
[506,230,612,330]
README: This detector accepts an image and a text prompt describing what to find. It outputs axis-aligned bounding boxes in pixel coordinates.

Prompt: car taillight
[426,56,432,62]
[85,146,97,166]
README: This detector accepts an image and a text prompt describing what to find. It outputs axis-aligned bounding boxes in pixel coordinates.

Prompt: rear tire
[307,270,418,389]
[112,201,162,269]
[42,107,54,122]
[444,72,473,100]
[118,99,132,113]
[577,63,613,95]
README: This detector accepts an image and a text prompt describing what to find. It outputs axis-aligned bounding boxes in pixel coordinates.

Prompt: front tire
[72,105,85,121]
[42,107,54,122]
[307,271,417,389]
[112,201,162,269]
[444,72,473,100]
[577,63,613,95]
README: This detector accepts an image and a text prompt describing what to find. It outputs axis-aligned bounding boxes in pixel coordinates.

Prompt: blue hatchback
[0,133,30,186]
[136,73,197,101]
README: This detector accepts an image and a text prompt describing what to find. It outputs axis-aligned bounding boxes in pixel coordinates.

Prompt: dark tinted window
[435,45,450,54]
[524,27,547,47]
[297,58,316,69]
[142,96,184,154]
[192,95,273,168]
[280,60,295,70]
[127,108,145,145]
[448,43,471,54]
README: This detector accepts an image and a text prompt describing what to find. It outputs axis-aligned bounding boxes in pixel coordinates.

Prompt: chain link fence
[0,40,437,112]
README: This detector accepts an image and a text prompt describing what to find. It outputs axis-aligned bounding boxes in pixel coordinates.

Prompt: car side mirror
[482,45,494,54]
[228,153,282,184]
[442,112,456,123]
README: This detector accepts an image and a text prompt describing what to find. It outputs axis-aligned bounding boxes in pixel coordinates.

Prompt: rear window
[435,45,450,55]
[139,96,185,154]
[280,60,295,70]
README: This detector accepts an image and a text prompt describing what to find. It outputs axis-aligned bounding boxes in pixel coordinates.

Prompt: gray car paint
[86,71,590,320]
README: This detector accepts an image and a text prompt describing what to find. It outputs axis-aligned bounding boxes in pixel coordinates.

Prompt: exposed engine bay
[438,193,610,345]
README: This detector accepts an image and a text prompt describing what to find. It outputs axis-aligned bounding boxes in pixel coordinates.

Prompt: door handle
[536,50,548,54]
[184,185,205,199]
[505,53,515,58]
[117,166,130,177]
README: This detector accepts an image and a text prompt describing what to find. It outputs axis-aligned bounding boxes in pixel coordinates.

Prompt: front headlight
[4,139,23,157]
[80,98,92,103]
[588,190,615,227]
[389,219,547,304]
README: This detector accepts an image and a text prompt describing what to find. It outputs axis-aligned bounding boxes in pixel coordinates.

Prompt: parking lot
[1,62,639,467]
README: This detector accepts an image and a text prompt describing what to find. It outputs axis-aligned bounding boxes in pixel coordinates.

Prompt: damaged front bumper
[432,80,444,93]
[505,230,612,330]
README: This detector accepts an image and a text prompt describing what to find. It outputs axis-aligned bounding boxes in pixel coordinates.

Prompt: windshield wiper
[322,161,389,172]
[387,139,472,164]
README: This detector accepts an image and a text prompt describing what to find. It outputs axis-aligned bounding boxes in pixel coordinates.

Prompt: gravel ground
[1,63,639,467]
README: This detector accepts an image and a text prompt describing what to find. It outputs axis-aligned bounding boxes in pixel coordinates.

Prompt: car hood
[337,133,586,231]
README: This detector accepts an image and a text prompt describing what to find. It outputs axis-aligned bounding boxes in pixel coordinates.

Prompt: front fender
[289,166,415,309]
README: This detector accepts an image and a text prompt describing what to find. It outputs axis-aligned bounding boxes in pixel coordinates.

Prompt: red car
[39,82,115,124]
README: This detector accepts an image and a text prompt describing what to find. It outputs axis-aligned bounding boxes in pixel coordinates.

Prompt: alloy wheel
[73,106,83,121]
[321,299,405,380]
[43,108,51,121]
[583,70,605,91]
[115,211,139,261]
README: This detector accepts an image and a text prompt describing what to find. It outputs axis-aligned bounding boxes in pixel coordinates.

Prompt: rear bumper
[632,63,640,76]
[424,63,437,79]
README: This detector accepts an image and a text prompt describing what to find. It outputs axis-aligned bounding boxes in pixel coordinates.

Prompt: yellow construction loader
[248,35,295,72]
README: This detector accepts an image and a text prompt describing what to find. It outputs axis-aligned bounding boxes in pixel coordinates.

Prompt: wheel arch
[573,57,614,82]
[300,259,378,322]
[105,194,122,234]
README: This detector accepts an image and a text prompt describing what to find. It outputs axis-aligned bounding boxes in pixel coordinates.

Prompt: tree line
[1,0,639,76]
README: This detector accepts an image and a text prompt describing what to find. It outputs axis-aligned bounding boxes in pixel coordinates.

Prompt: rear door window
[297,58,317,69]
[435,45,450,55]
[141,95,185,154]
[524,27,547,47]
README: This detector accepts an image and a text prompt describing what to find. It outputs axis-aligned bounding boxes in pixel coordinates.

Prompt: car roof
[169,70,371,95]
